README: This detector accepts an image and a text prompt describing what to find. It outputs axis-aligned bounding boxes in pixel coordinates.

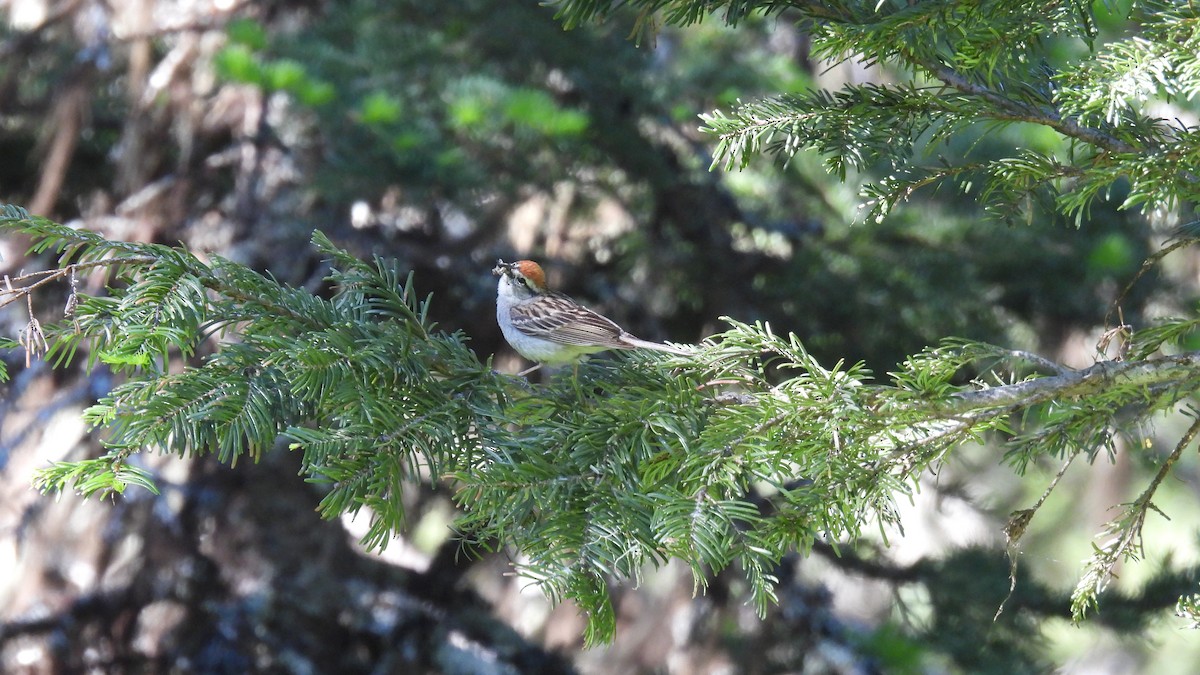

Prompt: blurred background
[1,0,1198,672]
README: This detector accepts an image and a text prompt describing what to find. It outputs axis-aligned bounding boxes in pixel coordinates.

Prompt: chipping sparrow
[493,259,689,374]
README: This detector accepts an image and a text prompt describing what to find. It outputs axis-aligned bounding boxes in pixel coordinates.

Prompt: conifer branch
[7,0,1200,639]
[7,206,1200,640]
[1071,412,1200,619]
[921,60,1141,154]
[935,352,1200,416]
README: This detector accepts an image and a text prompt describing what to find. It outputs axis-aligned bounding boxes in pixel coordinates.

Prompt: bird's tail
[619,335,694,356]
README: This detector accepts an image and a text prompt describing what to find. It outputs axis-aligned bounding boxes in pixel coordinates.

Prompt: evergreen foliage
[552,0,1200,632]
[556,0,1200,224]
[5,0,1200,652]
[5,192,1200,640]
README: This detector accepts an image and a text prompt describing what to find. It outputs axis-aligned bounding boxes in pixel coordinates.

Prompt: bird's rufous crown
[513,260,546,290]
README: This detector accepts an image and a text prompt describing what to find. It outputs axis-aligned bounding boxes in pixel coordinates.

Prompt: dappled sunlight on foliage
[3,1,1200,672]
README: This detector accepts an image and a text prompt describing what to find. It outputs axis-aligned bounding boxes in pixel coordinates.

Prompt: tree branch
[922,61,1140,154]
[935,352,1200,415]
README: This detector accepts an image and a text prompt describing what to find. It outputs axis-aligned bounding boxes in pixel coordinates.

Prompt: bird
[492,259,690,375]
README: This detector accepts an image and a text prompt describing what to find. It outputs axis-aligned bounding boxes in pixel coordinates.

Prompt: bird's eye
[517,276,529,286]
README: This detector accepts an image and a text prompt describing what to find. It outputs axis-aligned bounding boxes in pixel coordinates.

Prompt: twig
[1004,349,1069,376]
[1077,413,1200,609]
[1134,412,1200,515]
[0,256,157,311]
[1105,236,1197,333]
[996,447,1081,621]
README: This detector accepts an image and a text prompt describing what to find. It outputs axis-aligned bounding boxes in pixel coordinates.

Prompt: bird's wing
[508,292,632,348]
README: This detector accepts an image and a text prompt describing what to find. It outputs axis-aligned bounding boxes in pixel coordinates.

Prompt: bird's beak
[492,259,512,277]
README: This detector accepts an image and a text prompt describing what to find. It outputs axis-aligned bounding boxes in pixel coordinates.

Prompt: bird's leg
[517,363,543,377]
